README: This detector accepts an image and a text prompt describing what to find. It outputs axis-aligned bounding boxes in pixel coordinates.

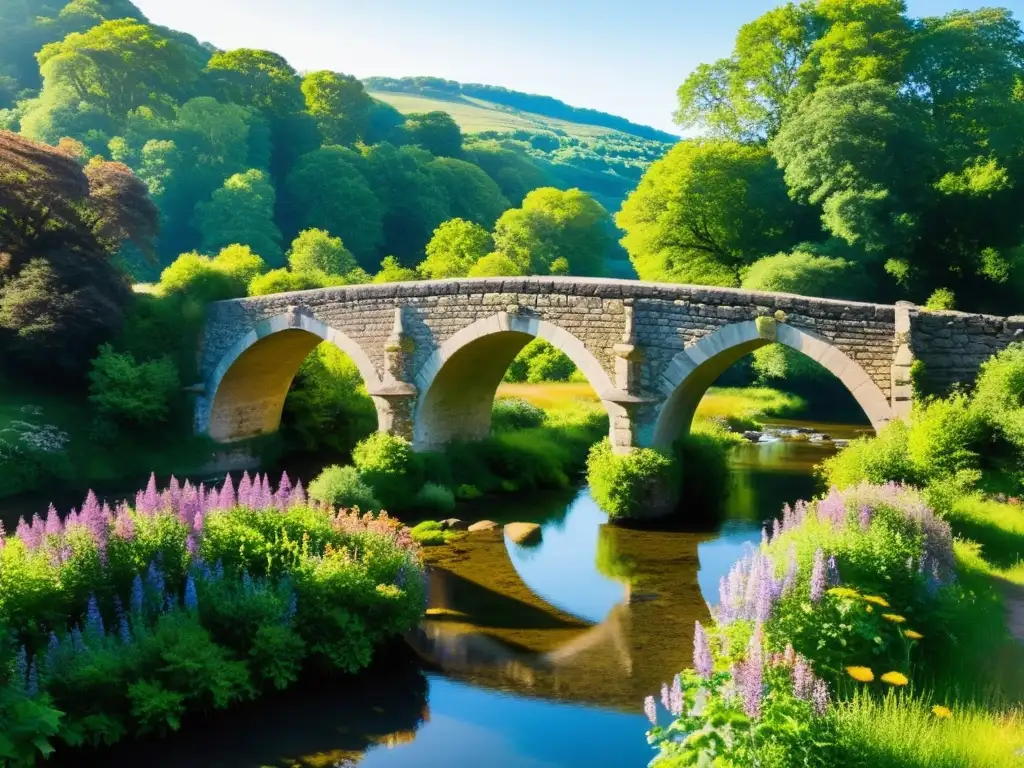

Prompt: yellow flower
[903,630,924,640]
[932,705,952,719]
[866,605,873,613]
[862,595,890,607]
[882,613,906,624]
[845,666,875,683]
[828,587,860,599]
[880,671,909,686]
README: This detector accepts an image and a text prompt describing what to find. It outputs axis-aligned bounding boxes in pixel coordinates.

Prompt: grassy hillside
[368,91,636,139]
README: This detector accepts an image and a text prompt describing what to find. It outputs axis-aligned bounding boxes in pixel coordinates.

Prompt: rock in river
[441,518,470,531]
[467,520,499,533]
[504,522,542,545]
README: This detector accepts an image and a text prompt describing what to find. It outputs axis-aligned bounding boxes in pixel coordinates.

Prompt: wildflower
[811,679,830,715]
[862,595,890,607]
[85,594,104,636]
[845,666,874,683]
[13,646,27,689]
[146,562,165,601]
[26,662,39,697]
[292,480,307,509]
[669,674,684,717]
[880,671,908,686]
[903,630,924,640]
[858,504,872,530]
[882,613,906,624]
[184,575,198,611]
[660,682,670,712]
[810,549,826,603]
[44,633,59,670]
[828,587,860,599]
[737,624,764,718]
[866,605,873,613]
[693,621,713,679]
[130,574,144,614]
[932,705,952,719]
[70,627,85,652]
[119,615,132,645]
[220,474,236,510]
[644,695,657,725]
[793,656,813,699]
[238,471,253,507]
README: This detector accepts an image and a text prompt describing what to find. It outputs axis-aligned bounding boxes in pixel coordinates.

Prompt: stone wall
[910,309,1024,393]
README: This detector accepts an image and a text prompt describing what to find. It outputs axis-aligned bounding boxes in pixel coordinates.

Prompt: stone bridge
[194,277,1023,452]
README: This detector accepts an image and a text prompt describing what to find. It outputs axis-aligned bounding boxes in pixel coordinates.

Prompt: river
[25,420,860,768]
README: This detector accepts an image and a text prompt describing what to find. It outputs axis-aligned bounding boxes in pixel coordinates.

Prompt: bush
[820,420,917,489]
[307,465,380,510]
[287,229,357,277]
[413,484,455,515]
[491,397,546,431]
[586,439,681,521]
[352,433,423,511]
[211,244,268,287]
[503,339,578,383]
[87,344,181,427]
[248,268,333,296]
[972,342,1024,452]
[925,288,956,310]
[409,520,455,546]
[0,473,425,761]
[157,253,243,303]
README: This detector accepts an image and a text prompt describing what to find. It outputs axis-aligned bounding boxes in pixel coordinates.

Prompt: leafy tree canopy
[287,229,357,277]
[420,218,493,279]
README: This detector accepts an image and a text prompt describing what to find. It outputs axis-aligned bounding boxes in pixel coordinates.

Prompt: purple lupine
[141,473,159,515]
[816,487,847,528]
[810,549,826,603]
[197,483,207,514]
[258,475,273,509]
[771,517,781,542]
[130,574,144,614]
[693,620,713,678]
[858,504,872,531]
[644,695,657,725]
[168,475,182,515]
[660,682,670,712]
[793,656,813,700]
[754,554,778,622]
[119,614,132,644]
[238,471,253,507]
[0,519,6,551]
[114,508,135,541]
[45,632,59,670]
[738,624,764,718]
[760,525,769,548]
[781,546,797,594]
[291,480,306,509]
[811,679,830,715]
[220,474,236,510]
[70,627,85,652]
[146,562,165,600]
[85,594,104,635]
[44,504,61,536]
[207,488,220,511]
[277,471,292,510]
[781,503,794,533]
[669,674,684,717]
[184,575,198,611]
[16,516,38,551]
[13,646,28,689]
[26,661,38,697]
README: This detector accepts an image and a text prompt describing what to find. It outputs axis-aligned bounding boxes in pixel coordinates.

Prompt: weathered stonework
[193,278,1020,453]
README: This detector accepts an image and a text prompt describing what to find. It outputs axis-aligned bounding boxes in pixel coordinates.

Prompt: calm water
[23,428,854,768]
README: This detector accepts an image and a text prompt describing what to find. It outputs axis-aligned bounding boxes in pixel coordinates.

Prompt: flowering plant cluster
[0,472,426,766]
[645,483,966,765]
[0,412,74,496]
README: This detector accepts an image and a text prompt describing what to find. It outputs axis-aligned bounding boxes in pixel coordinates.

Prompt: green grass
[947,495,1024,573]
[831,690,1024,768]
[369,91,624,138]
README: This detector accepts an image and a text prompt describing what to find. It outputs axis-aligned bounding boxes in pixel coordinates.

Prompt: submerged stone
[504,522,542,545]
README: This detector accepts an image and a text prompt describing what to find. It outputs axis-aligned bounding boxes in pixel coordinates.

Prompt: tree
[205,49,304,116]
[36,19,202,120]
[401,111,463,157]
[618,140,812,286]
[193,169,283,266]
[468,252,527,277]
[363,143,450,266]
[420,219,492,279]
[463,140,551,205]
[87,343,180,426]
[249,268,335,296]
[285,146,384,265]
[427,157,509,227]
[301,70,375,146]
[287,229,357,277]
[740,246,869,301]
[770,80,930,259]
[373,256,418,283]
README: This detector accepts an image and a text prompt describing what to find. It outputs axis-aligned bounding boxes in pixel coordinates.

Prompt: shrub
[413,484,456,515]
[287,229,357,277]
[351,433,423,511]
[971,342,1024,452]
[307,465,380,510]
[586,439,681,521]
[819,420,916,489]
[502,339,577,383]
[87,345,181,427]
[0,473,425,761]
[409,520,452,546]
[491,397,546,431]
[157,252,242,303]
[211,244,268,287]
[248,268,332,296]
[925,288,956,310]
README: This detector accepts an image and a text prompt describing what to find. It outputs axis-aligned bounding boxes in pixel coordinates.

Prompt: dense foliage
[0,473,426,765]
[622,2,1024,315]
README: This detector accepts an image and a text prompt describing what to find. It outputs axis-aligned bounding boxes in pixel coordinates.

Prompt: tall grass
[832,691,1024,768]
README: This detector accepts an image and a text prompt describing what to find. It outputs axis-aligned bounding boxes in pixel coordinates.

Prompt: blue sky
[133,0,1023,134]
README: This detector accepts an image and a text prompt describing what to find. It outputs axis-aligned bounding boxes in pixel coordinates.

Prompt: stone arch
[198,308,382,443]
[412,312,616,450]
[650,320,893,448]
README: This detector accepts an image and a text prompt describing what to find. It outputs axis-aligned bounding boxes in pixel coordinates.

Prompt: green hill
[364,77,677,221]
